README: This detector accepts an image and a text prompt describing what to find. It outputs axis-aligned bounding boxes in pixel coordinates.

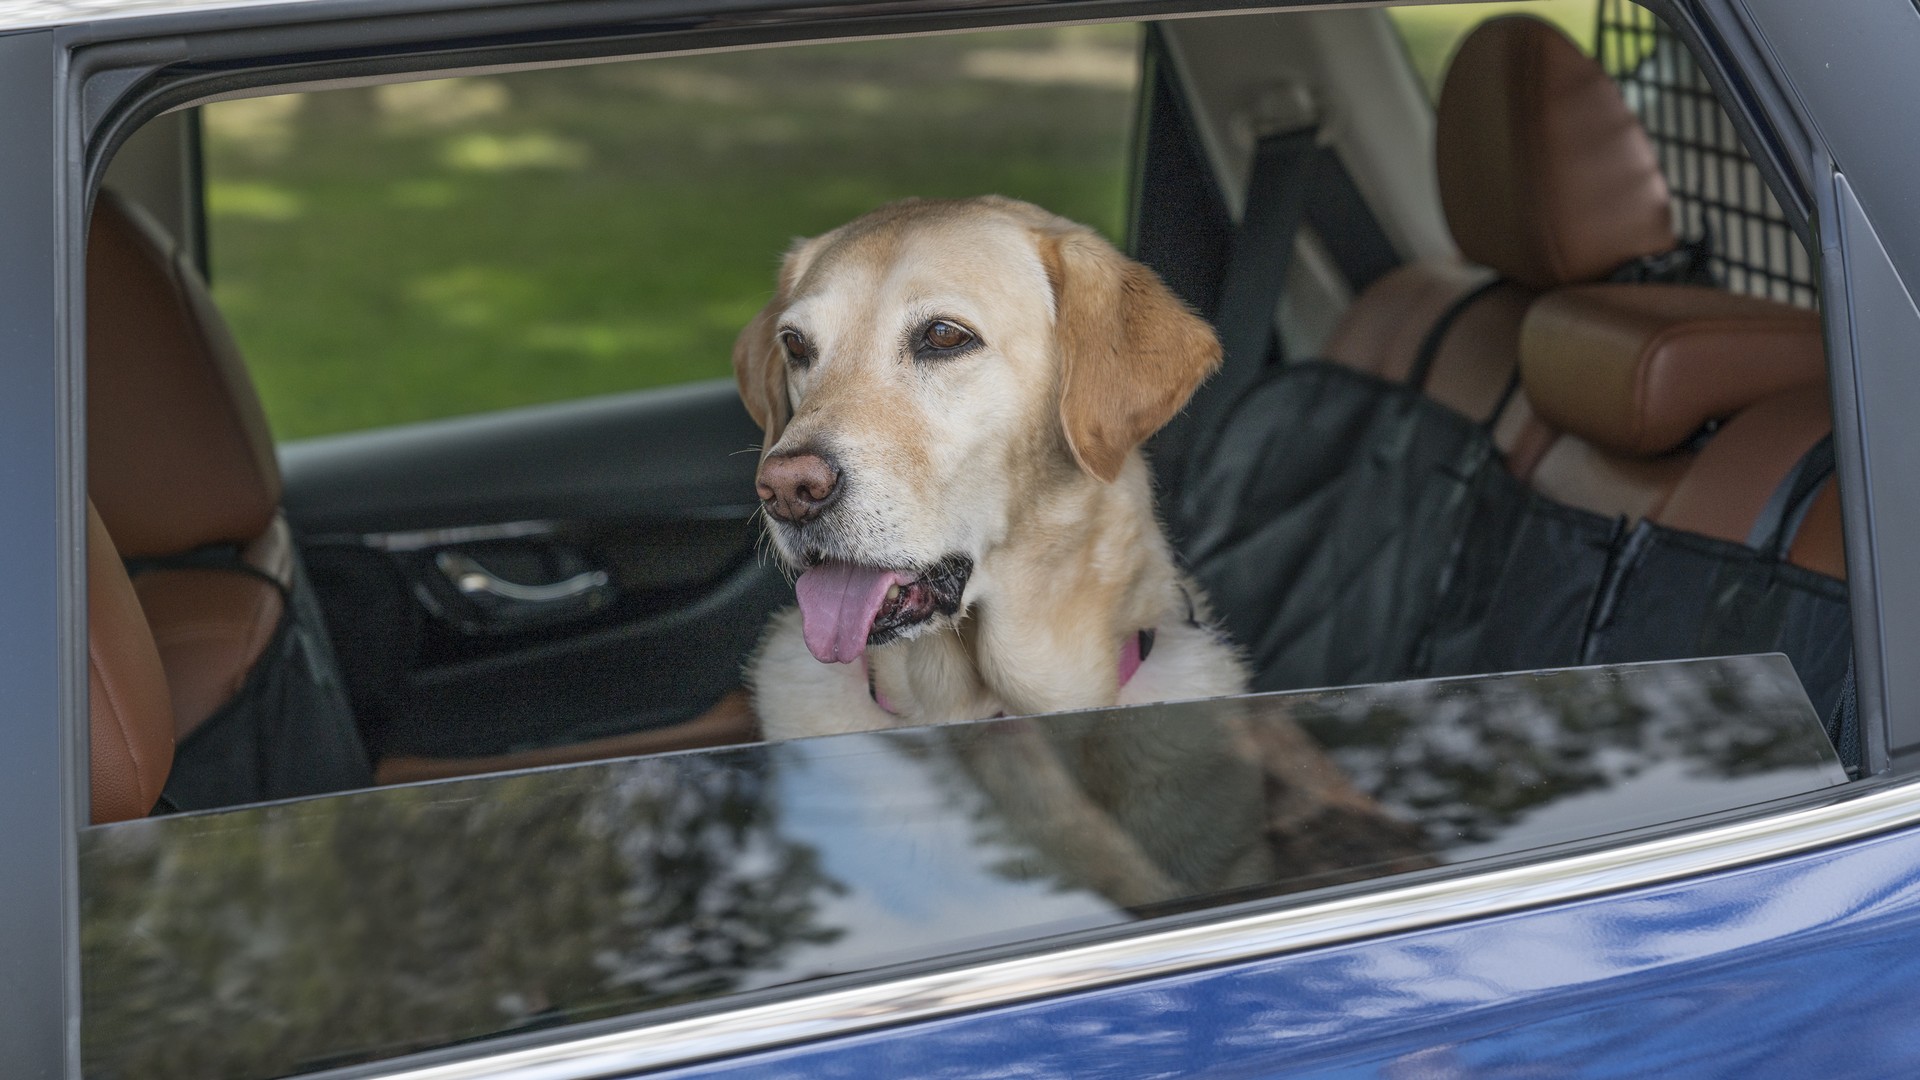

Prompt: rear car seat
[1521,285,1828,524]
[1178,14,1850,757]
[1176,14,1687,692]
[87,190,373,809]
[1428,283,1849,724]
[1320,14,1682,476]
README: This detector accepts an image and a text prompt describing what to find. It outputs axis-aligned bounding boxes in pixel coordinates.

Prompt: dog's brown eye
[922,320,973,352]
[778,329,813,366]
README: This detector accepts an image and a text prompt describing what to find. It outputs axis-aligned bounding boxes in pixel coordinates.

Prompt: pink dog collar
[863,628,1155,717]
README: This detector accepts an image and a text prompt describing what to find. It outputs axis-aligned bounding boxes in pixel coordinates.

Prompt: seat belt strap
[1304,153,1399,294]
[1166,127,1321,476]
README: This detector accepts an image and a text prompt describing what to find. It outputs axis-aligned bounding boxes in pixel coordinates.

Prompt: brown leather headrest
[87,189,282,558]
[88,501,175,824]
[1521,284,1827,458]
[1436,16,1677,289]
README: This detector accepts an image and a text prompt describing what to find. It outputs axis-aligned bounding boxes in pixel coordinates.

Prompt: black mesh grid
[1597,0,1818,306]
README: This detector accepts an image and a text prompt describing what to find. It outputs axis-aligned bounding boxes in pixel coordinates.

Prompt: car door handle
[422,550,618,633]
[436,551,610,603]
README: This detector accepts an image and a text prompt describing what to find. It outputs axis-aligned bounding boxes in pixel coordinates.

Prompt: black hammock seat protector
[130,551,375,812]
[1171,357,1854,765]
[1176,360,1499,694]
[1167,116,1851,760]
[1581,435,1851,730]
[1419,468,1622,681]
[1584,521,1852,720]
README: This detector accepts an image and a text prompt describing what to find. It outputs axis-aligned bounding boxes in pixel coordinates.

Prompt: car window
[201,25,1142,440]
[82,656,1843,1079]
[81,2,1863,1076]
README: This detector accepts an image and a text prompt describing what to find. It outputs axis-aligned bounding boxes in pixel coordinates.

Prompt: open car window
[198,27,1141,440]
[77,0,1869,1076]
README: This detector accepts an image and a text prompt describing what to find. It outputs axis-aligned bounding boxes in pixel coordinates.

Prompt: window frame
[0,29,82,1080]
[12,0,1918,1076]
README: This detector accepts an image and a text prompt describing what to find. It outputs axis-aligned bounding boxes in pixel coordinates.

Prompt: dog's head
[734,196,1220,664]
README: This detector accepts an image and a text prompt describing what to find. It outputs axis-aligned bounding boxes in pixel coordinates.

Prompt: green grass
[205,6,1614,440]
[205,26,1143,439]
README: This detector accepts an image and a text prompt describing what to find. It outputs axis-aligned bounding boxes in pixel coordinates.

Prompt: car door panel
[280,378,786,760]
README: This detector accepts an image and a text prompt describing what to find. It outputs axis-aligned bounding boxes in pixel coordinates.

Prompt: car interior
[80,0,1852,826]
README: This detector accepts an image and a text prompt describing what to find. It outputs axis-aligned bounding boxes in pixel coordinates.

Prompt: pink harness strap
[863,628,1155,717]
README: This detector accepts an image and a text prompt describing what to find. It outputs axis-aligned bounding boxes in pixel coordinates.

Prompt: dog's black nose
[757,451,842,525]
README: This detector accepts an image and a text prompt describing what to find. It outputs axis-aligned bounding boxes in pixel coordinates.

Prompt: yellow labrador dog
[737,196,1247,738]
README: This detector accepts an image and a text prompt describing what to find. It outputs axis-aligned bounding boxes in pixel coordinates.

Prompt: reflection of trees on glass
[81,753,843,1080]
[1295,655,1825,844]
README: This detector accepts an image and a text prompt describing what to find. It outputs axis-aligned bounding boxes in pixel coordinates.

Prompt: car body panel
[1728,0,1920,766]
[657,818,1920,1079]
[0,27,82,1080]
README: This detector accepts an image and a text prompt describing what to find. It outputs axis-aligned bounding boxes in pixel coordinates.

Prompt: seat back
[1519,284,1831,537]
[1323,15,1680,476]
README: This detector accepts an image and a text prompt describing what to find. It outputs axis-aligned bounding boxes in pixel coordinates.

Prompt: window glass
[83,657,1843,1079]
[202,26,1141,439]
[1388,0,1597,99]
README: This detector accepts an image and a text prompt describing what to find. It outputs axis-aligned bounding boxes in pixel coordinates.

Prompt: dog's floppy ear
[1039,226,1222,483]
[732,240,815,446]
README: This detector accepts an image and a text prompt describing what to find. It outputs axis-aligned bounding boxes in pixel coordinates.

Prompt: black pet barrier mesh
[1596,1,1818,307]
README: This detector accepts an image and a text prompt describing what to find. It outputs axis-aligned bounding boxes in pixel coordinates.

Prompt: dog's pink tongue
[795,561,907,664]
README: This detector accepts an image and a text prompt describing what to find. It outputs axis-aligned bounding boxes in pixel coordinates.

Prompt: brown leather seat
[89,191,373,808]
[1516,282,1840,573]
[87,190,295,742]
[87,500,175,824]
[1324,14,1678,478]
[1659,386,1844,577]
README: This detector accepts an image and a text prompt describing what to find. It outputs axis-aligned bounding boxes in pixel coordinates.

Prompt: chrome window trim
[345,777,1920,1080]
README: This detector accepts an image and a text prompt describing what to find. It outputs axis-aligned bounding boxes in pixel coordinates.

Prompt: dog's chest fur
[748,584,1246,740]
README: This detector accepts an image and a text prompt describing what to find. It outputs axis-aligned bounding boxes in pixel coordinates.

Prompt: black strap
[1482,368,1523,434]
[1158,127,1400,489]
[1746,433,1836,554]
[1172,128,1322,468]
[1405,277,1508,392]
[1210,131,1321,394]
[1303,152,1399,294]
[124,543,290,597]
[1605,236,1717,286]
